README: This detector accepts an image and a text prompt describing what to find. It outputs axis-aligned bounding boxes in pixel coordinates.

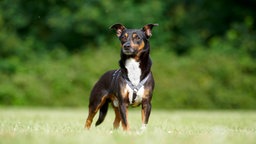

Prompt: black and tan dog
[85,23,158,131]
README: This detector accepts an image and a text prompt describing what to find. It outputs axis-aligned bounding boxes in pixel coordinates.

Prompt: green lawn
[0,108,255,144]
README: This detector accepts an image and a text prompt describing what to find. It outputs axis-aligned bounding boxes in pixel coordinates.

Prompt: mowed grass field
[0,108,256,144]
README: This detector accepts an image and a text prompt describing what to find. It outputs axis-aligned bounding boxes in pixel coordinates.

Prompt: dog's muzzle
[122,42,135,55]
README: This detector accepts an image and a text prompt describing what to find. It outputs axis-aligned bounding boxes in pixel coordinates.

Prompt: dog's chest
[125,58,141,86]
[125,84,144,106]
[125,58,144,105]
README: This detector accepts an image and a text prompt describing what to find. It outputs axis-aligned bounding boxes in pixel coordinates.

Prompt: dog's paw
[136,124,147,135]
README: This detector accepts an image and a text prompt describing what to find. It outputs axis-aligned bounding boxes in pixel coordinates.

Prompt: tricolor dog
[85,23,158,131]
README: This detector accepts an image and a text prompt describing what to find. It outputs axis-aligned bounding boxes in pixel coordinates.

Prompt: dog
[84,23,158,131]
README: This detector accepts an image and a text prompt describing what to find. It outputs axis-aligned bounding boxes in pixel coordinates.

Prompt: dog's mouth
[122,48,136,55]
[122,44,137,55]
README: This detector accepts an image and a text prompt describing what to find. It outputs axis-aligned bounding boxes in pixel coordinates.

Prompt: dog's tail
[95,100,109,126]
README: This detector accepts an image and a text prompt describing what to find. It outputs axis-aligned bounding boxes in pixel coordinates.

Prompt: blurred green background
[0,0,256,109]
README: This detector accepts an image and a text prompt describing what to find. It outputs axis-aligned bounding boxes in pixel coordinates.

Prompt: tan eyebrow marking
[132,33,137,38]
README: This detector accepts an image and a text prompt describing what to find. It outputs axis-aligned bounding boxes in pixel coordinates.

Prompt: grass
[0,108,256,144]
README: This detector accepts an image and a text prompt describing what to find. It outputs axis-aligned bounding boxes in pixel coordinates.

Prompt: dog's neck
[119,44,152,86]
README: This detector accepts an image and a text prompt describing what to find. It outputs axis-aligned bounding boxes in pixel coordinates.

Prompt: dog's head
[110,24,158,56]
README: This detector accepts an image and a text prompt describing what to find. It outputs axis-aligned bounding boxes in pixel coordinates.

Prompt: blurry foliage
[0,0,256,109]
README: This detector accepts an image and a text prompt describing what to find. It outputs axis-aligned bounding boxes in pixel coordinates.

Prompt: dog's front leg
[141,98,152,131]
[119,103,129,131]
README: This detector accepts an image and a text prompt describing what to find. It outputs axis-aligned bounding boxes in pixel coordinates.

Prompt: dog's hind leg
[85,108,97,129]
[85,93,108,129]
[112,107,121,129]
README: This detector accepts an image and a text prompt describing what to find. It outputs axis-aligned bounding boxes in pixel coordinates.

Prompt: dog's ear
[110,24,126,37]
[142,24,158,38]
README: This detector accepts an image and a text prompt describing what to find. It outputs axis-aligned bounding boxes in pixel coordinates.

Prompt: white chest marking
[125,58,144,105]
[125,58,141,86]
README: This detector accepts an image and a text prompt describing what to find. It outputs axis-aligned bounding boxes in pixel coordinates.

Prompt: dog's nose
[123,43,131,49]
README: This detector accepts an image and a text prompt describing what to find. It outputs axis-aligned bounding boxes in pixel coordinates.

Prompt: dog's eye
[121,35,127,41]
[134,35,141,41]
